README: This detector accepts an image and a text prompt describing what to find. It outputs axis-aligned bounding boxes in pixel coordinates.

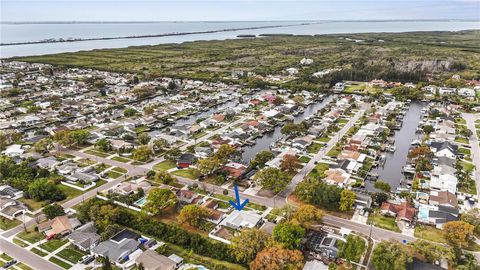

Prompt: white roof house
[2,144,24,157]
[223,211,262,230]
[430,174,458,194]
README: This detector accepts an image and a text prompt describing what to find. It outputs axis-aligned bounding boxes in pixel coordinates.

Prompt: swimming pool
[418,206,429,222]
[134,197,147,207]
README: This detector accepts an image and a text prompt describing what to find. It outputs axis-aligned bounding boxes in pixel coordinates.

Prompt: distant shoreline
[0,22,314,46]
[1,19,479,25]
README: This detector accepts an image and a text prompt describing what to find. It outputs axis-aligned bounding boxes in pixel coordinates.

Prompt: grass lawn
[153,160,177,171]
[459,147,472,156]
[107,170,123,179]
[317,136,331,143]
[0,253,12,261]
[17,229,44,244]
[307,143,324,154]
[414,225,447,244]
[368,212,401,232]
[94,163,111,173]
[84,149,110,158]
[455,137,469,144]
[327,145,342,157]
[13,238,29,247]
[57,246,87,264]
[460,160,475,172]
[19,197,45,211]
[157,243,245,270]
[58,184,84,201]
[172,169,199,180]
[31,248,48,257]
[192,131,208,139]
[338,119,349,125]
[455,118,467,125]
[49,257,72,269]
[0,217,21,230]
[111,156,131,163]
[39,239,68,252]
[299,156,311,163]
[16,263,34,270]
[309,163,329,179]
[112,167,128,173]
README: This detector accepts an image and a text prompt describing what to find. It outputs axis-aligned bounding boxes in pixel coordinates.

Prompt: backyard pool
[134,197,147,207]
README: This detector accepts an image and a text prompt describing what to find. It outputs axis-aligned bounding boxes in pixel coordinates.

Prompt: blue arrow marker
[229,183,249,211]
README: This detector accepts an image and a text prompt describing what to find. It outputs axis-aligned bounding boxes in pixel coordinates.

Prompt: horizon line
[2,19,480,24]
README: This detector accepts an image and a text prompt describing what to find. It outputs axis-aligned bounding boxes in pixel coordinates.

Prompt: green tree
[291,205,324,229]
[153,138,168,152]
[27,179,66,202]
[178,204,208,227]
[295,178,342,210]
[95,138,112,152]
[371,240,413,270]
[33,138,53,154]
[137,133,151,145]
[280,154,302,173]
[272,222,305,249]
[374,181,391,192]
[124,107,138,117]
[197,157,222,176]
[250,246,304,270]
[144,188,177,216]
[409,240,454,264]
[372,192,389,206]
[255,167,290,193]
[215,144,237,164]
[250,151,274,168]
[42,203,65,219]
[132,146,153,161]
[230,228,272,264]
[461,208,480,236]
[337,235,366,262]
[165,148,182,161]
[155,171,176,185]
[443,221,474,248]
[339,189,356,211]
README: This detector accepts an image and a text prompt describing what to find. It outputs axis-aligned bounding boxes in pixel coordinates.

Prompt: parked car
[1,260,17,269]
[79,255,94,264]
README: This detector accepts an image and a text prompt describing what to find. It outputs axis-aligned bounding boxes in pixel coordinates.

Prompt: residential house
[0,185,23,200]
[223,210,262,230]
[223,162,247,179]
[38,216,82,238]
[0,197,27,220]
[176,190,198,204]
[380,202,416,223]
[67,222,101,251]
[177,153,196,169]
[135,250,176,270]
[91,229,141,263]
[323,168,351,187]
[429,190,458,208]
[430,141,458,159]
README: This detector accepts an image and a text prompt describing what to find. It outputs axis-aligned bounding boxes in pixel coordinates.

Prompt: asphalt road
[280,102,369,197]
[463,113,480,200]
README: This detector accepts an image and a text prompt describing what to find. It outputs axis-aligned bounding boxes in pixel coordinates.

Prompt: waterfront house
[323,168,351,187]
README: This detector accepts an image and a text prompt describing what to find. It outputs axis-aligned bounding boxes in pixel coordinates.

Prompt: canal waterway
[366,101,425,191]
[241,95,334,163]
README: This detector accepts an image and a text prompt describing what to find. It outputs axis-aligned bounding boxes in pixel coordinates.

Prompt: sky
[1,0,479,22]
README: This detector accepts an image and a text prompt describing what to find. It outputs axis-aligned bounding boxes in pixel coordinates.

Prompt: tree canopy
[144,188,177,216]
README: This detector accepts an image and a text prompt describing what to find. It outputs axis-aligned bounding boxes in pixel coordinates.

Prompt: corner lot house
[38,216,81,238]
[0,197,27,220]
